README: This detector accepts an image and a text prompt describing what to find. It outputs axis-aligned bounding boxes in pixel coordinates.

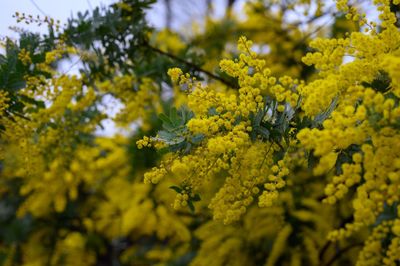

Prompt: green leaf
[253,109,264,126]
[188,200,195,213]
[313,96,338,126]
[208,107,218,116]
[180,108,188,124]
[255,126,270,139]
[169,107,180,127]
[307,151,318,170]
[159,113,174,131]
[0,55,6,65]
[158,130,176,140]
[362,71,391,93]
[169,186,183,193]
[191,134,204,144]
[0,250,8,266]
[8,80,26,91]
[158,130,185,145]
[191,194,201,202]
[375,202,398,226]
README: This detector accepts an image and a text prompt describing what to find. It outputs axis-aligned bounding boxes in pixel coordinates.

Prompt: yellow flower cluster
[18,48,32,65]
[152,29,186,54]
[142,37,302,224]
[1,40,191,264]
[138,1,400,264]
[294,1,400,260]
[144,165,168,184]
[43,44,76,66]
[0,91,9,114]
[136,135,152,149]
[259,160,289,207]
[5,1,400,265]
[97,76,162,129]
[355,219,400,266]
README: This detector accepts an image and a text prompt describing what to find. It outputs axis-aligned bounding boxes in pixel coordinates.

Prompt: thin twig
[318,240,331,261]
[143,42,238,89]
[323,242,364,266]
[29,0,48,17]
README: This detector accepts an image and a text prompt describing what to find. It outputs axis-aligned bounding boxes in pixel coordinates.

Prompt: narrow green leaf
[159,113,174,131]
[192,194,201,202]
[313,96,338,126]
[191,134,204,144]
[188,200,195,213]
[254,109,264,126]
[255,126,270,139]
[169,107,180,126]
[169,186,182,193]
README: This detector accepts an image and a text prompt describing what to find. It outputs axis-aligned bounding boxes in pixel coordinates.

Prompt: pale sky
[0,0,118,39]
[3,0,355,136]
[0,0,243,136]
[0,0,244,40]
[0,0,317,136]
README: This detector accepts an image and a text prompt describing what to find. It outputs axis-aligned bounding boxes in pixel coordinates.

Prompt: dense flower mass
[1,0,400,265]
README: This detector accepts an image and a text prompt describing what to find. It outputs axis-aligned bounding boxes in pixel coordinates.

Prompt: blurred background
[1,0,246,38]
[1,0,249,136]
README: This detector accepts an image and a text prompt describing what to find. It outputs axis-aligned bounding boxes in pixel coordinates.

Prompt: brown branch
[323,242,364,266]
[164,0,172,29]
[143,42,238,89]
[318,240,332,261]
[318,215,357,262]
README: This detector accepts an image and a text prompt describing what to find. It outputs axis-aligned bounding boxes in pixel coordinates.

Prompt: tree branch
[143,42,238,89]
[323,242,364,266]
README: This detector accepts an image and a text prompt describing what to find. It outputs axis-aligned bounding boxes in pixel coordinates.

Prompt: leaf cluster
[157,107,204,154]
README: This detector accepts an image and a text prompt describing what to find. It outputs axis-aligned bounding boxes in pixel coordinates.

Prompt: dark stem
[143,41,238,89]
[319,215,356,262]
[318,241,331,261]
[164,0,172,29]
[323,242,364,266]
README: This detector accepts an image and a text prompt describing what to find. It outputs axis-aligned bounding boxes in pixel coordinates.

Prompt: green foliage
[362,71,391,93]
[62,0,155,79]
[0,32,56,130]
[157,107,204,153]
[250,98,295,147]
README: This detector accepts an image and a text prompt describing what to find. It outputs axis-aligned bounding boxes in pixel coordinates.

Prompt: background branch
[144,41,238,88]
